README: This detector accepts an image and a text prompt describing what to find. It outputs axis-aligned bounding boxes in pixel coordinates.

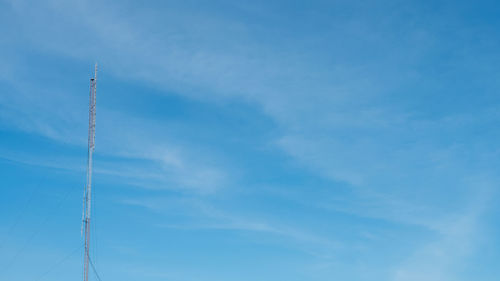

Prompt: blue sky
[1,0,500,280]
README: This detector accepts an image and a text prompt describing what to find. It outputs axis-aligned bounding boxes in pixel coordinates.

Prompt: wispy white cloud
[393,211,483,281]
[121,196,340,256]
[391,178,495,280]
[0,79,229,192]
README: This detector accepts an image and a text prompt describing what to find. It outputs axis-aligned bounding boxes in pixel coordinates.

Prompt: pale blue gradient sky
[1,0,500,280]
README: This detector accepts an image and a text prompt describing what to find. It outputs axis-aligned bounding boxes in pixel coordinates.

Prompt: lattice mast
[82,63,97,281]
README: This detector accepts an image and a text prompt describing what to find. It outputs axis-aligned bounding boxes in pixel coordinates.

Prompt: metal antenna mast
[82,63,97,281]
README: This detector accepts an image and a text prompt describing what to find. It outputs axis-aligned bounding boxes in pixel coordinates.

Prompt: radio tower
[82,63,97,281]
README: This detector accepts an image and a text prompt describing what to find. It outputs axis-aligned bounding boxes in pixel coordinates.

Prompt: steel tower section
[83,63,97,281]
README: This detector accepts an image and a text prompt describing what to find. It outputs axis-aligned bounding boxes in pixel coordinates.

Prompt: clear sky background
[1,0,500,280]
